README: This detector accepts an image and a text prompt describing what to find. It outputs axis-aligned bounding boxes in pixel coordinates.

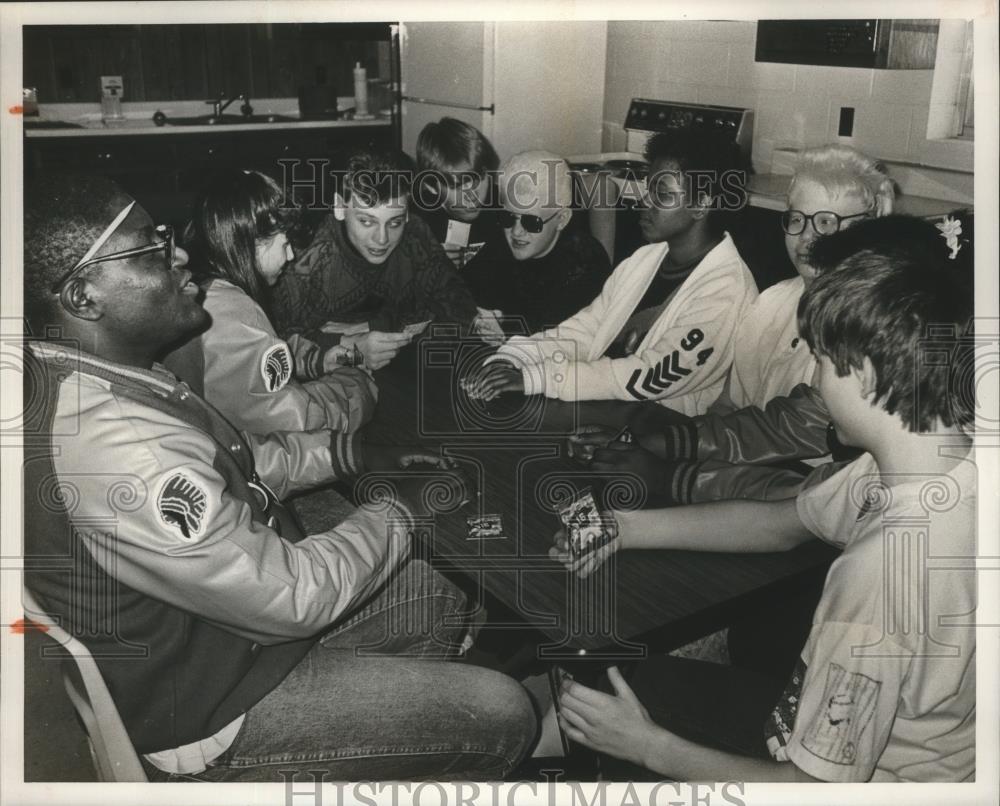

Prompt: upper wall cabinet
[756,20,939,69]
[23,23,392,103]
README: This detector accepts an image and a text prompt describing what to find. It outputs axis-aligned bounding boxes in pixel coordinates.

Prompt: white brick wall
[601,20,965,176]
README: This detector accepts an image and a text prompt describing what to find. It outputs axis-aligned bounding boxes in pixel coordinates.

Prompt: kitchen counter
[747,172,970,217]
[22,98,391,138]
[24,115,390,138]
[24,99,398,226]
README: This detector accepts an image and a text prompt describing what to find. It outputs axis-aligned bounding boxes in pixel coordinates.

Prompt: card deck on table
[466,514,504,539]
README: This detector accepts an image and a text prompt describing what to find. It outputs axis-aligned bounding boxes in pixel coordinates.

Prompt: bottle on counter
[101,88,124,123]
[353,62,373,119]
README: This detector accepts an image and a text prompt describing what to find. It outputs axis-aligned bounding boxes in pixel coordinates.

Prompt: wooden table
[359,330,837,659]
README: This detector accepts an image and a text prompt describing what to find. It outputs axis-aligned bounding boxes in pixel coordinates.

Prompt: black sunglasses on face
[498,210,560,234]
[50,225,176,294]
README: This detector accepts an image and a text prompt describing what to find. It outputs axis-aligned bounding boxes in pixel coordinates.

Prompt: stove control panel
[624,99,754,166]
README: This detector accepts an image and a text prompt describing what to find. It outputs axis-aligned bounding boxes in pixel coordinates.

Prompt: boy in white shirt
[549,213,976,782]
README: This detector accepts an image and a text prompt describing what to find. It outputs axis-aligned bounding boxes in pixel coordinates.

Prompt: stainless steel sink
[156,112,299,126]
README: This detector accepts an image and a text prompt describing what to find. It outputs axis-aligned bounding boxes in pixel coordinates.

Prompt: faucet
[207,93,253,118]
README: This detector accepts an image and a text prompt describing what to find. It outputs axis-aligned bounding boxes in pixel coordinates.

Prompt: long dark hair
[184,170,294,303]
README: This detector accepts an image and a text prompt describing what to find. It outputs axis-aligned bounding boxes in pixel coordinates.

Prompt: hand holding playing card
[550,524,621,578]
[548,489,621,577]
[342,330,412,371]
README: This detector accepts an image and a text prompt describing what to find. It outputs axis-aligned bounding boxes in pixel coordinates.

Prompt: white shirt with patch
[773,452,977,782]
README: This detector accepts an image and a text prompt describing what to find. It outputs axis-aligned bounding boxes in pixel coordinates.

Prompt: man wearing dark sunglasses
[461,150,611,334]
[22,174,536,782]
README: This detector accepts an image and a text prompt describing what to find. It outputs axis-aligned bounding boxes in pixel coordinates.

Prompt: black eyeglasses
[498,210,560,234]
[50,225,175,294]
[781,209,871,237]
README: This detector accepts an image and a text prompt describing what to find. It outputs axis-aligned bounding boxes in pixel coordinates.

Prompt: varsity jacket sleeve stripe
[287,333,323,380]
[695,383,832,464]
[246,429,364,499]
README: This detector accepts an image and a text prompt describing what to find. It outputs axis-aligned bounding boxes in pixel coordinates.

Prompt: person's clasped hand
[557,666,658,766]
[461,361,524,400]
[566,424,621,463]
[343,330,412,371]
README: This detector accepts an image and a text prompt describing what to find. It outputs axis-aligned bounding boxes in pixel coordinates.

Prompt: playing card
[557,489,601,531]
[320,321,370,336]
[568,522,617,558]
[557,489,616,557]
[466,514,504,539]
[444,219,472,249]
[402,319,432,337]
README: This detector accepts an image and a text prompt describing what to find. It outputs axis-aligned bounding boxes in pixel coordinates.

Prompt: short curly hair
[789,144,896,216]
[24,173,133,331]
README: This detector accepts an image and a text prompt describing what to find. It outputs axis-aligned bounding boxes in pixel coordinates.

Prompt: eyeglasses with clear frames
[50,225,176,294]
[781,209,872,237]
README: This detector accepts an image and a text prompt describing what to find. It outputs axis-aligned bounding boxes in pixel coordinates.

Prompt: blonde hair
[498,150,573,210]
[789,144,896,216]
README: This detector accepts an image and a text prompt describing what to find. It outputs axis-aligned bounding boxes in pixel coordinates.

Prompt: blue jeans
[144,559,536,781]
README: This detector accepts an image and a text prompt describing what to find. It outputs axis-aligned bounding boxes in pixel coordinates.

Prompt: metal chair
[21,585,148,782]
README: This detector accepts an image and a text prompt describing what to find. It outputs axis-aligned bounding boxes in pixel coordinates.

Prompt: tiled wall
[601,21,947,175]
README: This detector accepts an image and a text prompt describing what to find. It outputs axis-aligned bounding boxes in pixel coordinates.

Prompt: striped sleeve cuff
[330,431,364,480]
[663,421,699,461]
[664,461,699,506]
[298,343,322,380]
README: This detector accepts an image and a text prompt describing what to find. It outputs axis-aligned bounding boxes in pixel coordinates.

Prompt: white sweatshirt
[491,233,758,416]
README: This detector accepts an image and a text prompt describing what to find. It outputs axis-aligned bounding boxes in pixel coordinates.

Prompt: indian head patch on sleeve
[261,342,293,392]
[156,472,209,540]
[801,662,881,766]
